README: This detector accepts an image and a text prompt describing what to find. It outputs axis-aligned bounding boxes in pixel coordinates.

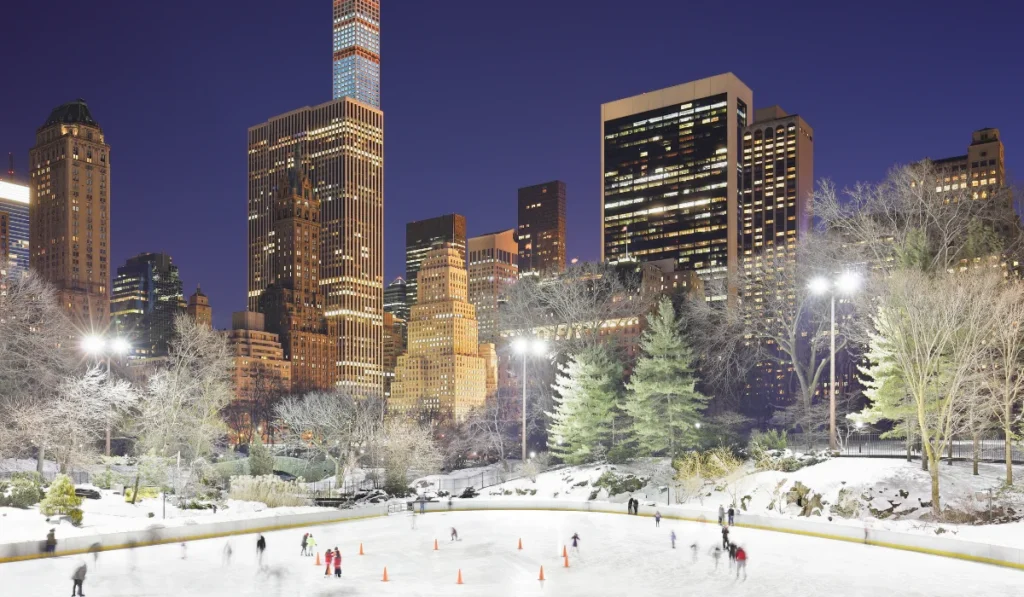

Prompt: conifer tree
[547,346,623,464]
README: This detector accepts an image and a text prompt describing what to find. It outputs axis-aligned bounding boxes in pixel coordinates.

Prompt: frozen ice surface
[1,510,1017,596]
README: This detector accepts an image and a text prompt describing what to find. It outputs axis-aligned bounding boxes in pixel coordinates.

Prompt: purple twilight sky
[1,0,1021,328]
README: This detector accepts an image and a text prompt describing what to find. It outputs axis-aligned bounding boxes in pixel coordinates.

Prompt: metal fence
[791,433,1024,464]
[0,470,91,484]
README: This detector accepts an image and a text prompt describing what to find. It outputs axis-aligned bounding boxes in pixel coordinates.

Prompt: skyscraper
[187,284,213,327]
[332,0,381,107]
[29,99,112,330]
[248,98,384,395]
[405,214,466,306]
[391,245,492,423]
[0,181,30,279]
[601,74,752,295]
[517,181,566,277]
[467,229,518,343]
[384,276,409,321]
[110,253,186,359]
[258,164,337,391]
[930,128,1005,200]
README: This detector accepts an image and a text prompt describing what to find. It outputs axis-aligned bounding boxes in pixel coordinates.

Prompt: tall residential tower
[29,99,112,330]
[467,229,518,343]
[517,181,566,277]
[0,181,29,279]
[332,0,381,107]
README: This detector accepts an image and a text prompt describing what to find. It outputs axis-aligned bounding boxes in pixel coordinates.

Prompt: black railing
[789,433,1024,464]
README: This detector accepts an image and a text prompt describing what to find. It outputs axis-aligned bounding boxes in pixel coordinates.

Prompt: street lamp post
[81,334,131,456]
[512,337,547,463]
[808,272,860,453]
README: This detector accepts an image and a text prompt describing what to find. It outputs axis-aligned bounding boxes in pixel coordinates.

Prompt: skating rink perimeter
[1,509,1019,596]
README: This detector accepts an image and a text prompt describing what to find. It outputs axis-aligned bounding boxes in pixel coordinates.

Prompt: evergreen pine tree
[39,474,83,517]
[624,297,708,456]
[547,346,623,464]
[249,434,275,477]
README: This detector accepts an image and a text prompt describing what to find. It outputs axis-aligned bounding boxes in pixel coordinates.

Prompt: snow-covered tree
[379,419,441,493]
[624,297,709,456]
[547,345,623,464]
[136,314,233,462]
[248,434,275,476]
[855,328,921,464]
[982,281,1024,484]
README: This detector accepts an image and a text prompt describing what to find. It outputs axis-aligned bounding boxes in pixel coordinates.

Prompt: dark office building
[405,213,466,305]
[517,181,566,277]
[601,74,752,296]
[384,276,409,321]
[110,252,186,358]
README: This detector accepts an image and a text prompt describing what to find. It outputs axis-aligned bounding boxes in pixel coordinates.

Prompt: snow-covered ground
[428,457,1024,549]
[1,509,1018,596]
[0,488,328,544]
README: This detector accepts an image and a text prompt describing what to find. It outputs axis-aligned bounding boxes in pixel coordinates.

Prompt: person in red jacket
[735,546,747,580]
[333,548,342,578]
[324,547,334,576]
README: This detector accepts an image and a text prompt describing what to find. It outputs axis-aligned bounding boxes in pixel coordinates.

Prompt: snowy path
[1,510,1018,596]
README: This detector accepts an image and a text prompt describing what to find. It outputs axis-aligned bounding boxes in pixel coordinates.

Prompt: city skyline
[1,1,1021,327]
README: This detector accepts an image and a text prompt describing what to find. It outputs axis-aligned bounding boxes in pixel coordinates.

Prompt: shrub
[273,456,334,483]
[92,468,128,490]
[674,447,743,481]
[607,444,638,464]
[748,429,788,454]
[123,487,161,502]
[228,475,308,508]
[39,474,83,517]
[593,471,647,496]
[11,471,43,485]
[459,486,478,499]
[248,437,275,477]
[68,508,84,527]
[8,477,44,508]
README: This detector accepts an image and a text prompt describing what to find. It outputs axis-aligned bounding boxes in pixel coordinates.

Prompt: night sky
[2,0,1021,328]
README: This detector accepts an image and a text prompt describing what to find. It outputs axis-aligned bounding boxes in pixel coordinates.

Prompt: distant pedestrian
[634,500,640,516]
[689,542,699,564]
[450,527,459,542]
[88,542,101,565]
[306,534,317,556]
[717,504,725,525]
[735,546,747,580]
[721,525,730,549]
[324,547,334,576]
[728,506,735,526]
[448,496,453,510]
[44,528,57,554]
[71,561,87,596]
[710,545,723,571]
[571,532,581,554]
[654,511,662,527]
[301,533,309,556]
[222,541,233,566]
[180,541,187,560]
[419,495,426,514]
[256,534,266,567]
[670,530,676,549]
[333,548,342,578]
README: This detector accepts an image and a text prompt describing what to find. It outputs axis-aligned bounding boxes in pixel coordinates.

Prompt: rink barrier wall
[0,504,390,564]
[418,499,1024,571]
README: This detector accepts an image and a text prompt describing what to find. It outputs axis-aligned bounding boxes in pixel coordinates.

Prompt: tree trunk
[947,440,953,466]
[921,452,928,472]
[36,447,45,473]
[928,455,941,516]
[972,436,979,476]
[130,473,141,505]
[1006,433,1013,486]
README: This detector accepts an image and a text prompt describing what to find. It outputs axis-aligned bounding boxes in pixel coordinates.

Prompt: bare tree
[225,365,287,446]
[135,315,234,463]
[464,393,519,464]
[983,281,1024,484]
[380,419,441,493]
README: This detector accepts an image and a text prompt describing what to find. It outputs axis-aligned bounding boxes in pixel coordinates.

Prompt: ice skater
[735,546,747,580]
[324,547,334,576]
[333,548,342,578]
[256,534,267,568]
[728,506,735,526]
[670,530,676,549]
[689,542,699,564]
[71,561,87,597]
[728,541,738,571]
[306,534,317,556]
[222,541,233,566]
[450,527,459,542]
[180,541,187,560]
[654,510,662,527]
[721,525,730,549]
[45,528,57,555]
[626,498,634,515]
[710,545,723,571]
[88,542,101,565]
[718,504,725,526]
[301,533,309,556]
[570,532,581,554]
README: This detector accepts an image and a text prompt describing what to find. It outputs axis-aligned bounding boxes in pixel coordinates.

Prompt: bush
[69,508,84,527]
[459,486,478,499]
[607,444,638,464]
[273,456,334,483]
[593,471,647,496]
[2,476,44,508]
[11,471,43,485]
[748,429,788,454]
[123,486,161,502]
[39,474,83,517]
[674,447,743,481]
[228,475,308,508]
[248,437,275,477]
[92,468,128,490]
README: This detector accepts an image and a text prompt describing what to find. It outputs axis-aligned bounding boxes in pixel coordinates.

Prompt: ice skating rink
[1,510,1018,596]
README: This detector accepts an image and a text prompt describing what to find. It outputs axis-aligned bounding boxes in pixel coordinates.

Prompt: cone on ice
[538,566,545,581]
[517,538,523,550]
[359,543,365,555]
[562,545,567,558]
[457,569,463,584]
[314,551,321,566]
[564,554,570,568]
[434,538,439,551]
[382,567,389,582]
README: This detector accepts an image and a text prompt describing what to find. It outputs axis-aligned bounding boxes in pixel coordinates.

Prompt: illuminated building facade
[467,229,518,343]
[187,285,213,327]
[332,0,381,107]
[0,181,30,279]
[405,213,465,306]
[517,181,565,276]
[110,253,186,359]
[29,99,111,330]
[248,97,384,396]
[384,276,409,321]
[391,245,491,423]
[601,74,752,297]
[930,128,1005,200]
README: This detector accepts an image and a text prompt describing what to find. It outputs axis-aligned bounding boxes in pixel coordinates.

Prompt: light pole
[81,334,131,456]
[808,272,860,452]
[512,337,547,463]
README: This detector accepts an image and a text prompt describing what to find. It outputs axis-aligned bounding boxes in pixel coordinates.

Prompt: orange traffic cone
[564,554,570,568]
[382,567,389,582]
[457,569,463,585]
[315,551,321,566]
[562,545,567,558]
[359,543,365,556]
[434,538,439,551]
[517,538,523,550]
[538,566,546,581]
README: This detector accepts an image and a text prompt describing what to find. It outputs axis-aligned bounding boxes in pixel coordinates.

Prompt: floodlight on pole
[836,272,861,295]
[531,338,547,357]
[809,271,861,453]
[512,338,529,354]
[110,337,131,355]
[81,335,105,355]
[514,336,547,462]
[807,277,830,296]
